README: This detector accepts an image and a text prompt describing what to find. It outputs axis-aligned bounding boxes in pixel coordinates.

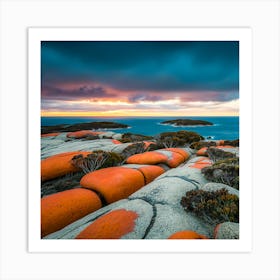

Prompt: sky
[41,41,239,117]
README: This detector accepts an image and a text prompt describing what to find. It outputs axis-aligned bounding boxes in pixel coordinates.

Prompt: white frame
[28,27,252,253]
[1,1,279,279]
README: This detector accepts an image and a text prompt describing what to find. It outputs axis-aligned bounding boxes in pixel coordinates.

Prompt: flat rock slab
[130,177,196,206]
[41,139,121,159]
[155,165,209,186]
[144,204,212,239]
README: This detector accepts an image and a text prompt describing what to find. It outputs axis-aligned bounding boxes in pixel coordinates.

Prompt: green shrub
[181,188,239,225]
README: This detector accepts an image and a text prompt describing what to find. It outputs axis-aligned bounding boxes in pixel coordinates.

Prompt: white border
[28,27,252,253]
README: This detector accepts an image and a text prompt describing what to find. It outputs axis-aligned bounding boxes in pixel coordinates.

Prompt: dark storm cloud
[41,41,239,98]
[42,84,116,101]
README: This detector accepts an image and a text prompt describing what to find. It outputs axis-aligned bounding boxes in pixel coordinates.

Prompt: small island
[161,119,213,126]
[41,121,129,134]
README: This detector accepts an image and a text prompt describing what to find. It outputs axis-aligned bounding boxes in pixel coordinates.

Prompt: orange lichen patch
[126,151,168,165]
[216,145,235,149]
[165,152,185,168]
[162,148,190,161]
[41,151,91,181]
[213,224,222,239]
[189,157,212,169]
[216,140,224,146]
[168,230,208,239]
[41,188,102,237]
[80,167,145,204]
[111,139,122,144]
[138,165,165,184]
[76,209,138,239]
[196,147,208,156]
[143,141,156,149]
[41,132,60,138]
[66,130,104,139]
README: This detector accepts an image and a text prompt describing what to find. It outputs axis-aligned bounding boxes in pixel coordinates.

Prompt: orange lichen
[216,140,224,146]
[143,141,156,150]
[76,209,138,239]
[216,145,234,149]
[66,130,104,139]
[80,167,145,204]
[168,230,208,239]
[41,151,91,181]
[162,148,190,161]
[138,165,165,184]
[214,224,222,239]
[196,147,208,156]
[189,157,212,169]
[166,152,185,168]
[111,139,122,144]
[41,188,102,237]
[126,151,168,165]
[41,132,60,138]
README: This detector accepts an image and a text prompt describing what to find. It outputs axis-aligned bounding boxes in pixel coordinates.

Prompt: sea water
[41,116,239,140]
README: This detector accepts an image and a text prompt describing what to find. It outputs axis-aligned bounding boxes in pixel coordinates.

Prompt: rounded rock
[80,167,145,204]
[41,188,102,237]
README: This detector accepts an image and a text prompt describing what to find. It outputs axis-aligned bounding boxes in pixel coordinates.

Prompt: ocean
[41,116,239,140]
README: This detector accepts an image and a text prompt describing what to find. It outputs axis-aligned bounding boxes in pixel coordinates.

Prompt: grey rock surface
[215,222,239,239]
[144,204,212,239]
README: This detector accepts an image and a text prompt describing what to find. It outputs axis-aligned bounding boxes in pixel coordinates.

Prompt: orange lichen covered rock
[162,148,190,161]
[66,130,103,139]
[111,139,122,144]
[41,151,91,181]
[138,165,165,184]
[216,140,224,146]
[76,209,138,239]
[168,230,208,239]
[41,132,60,138]
[41,188,102,237]
[80,167,145,204]
[196,147,208,156]
[165,152,185,168]
[189,157,212,169]
[216,145,235,149]
[126,151,168,165]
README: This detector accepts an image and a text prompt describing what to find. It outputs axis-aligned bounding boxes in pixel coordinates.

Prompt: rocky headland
[40,128,239,240]
[41,121,129,134]
[161,119,213,126]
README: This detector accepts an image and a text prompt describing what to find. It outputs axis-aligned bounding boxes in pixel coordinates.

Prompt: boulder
[41,188,102,237]
[214,222,239,239]
[80,167,145,204]
[122,164,165,184]
[41,151,91,181]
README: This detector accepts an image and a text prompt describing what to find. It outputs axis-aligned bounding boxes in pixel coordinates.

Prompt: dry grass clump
[181,188,239,225]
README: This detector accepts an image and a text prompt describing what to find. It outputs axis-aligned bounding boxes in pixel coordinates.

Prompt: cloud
[41,41,239,93]
[42,84,116,101]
